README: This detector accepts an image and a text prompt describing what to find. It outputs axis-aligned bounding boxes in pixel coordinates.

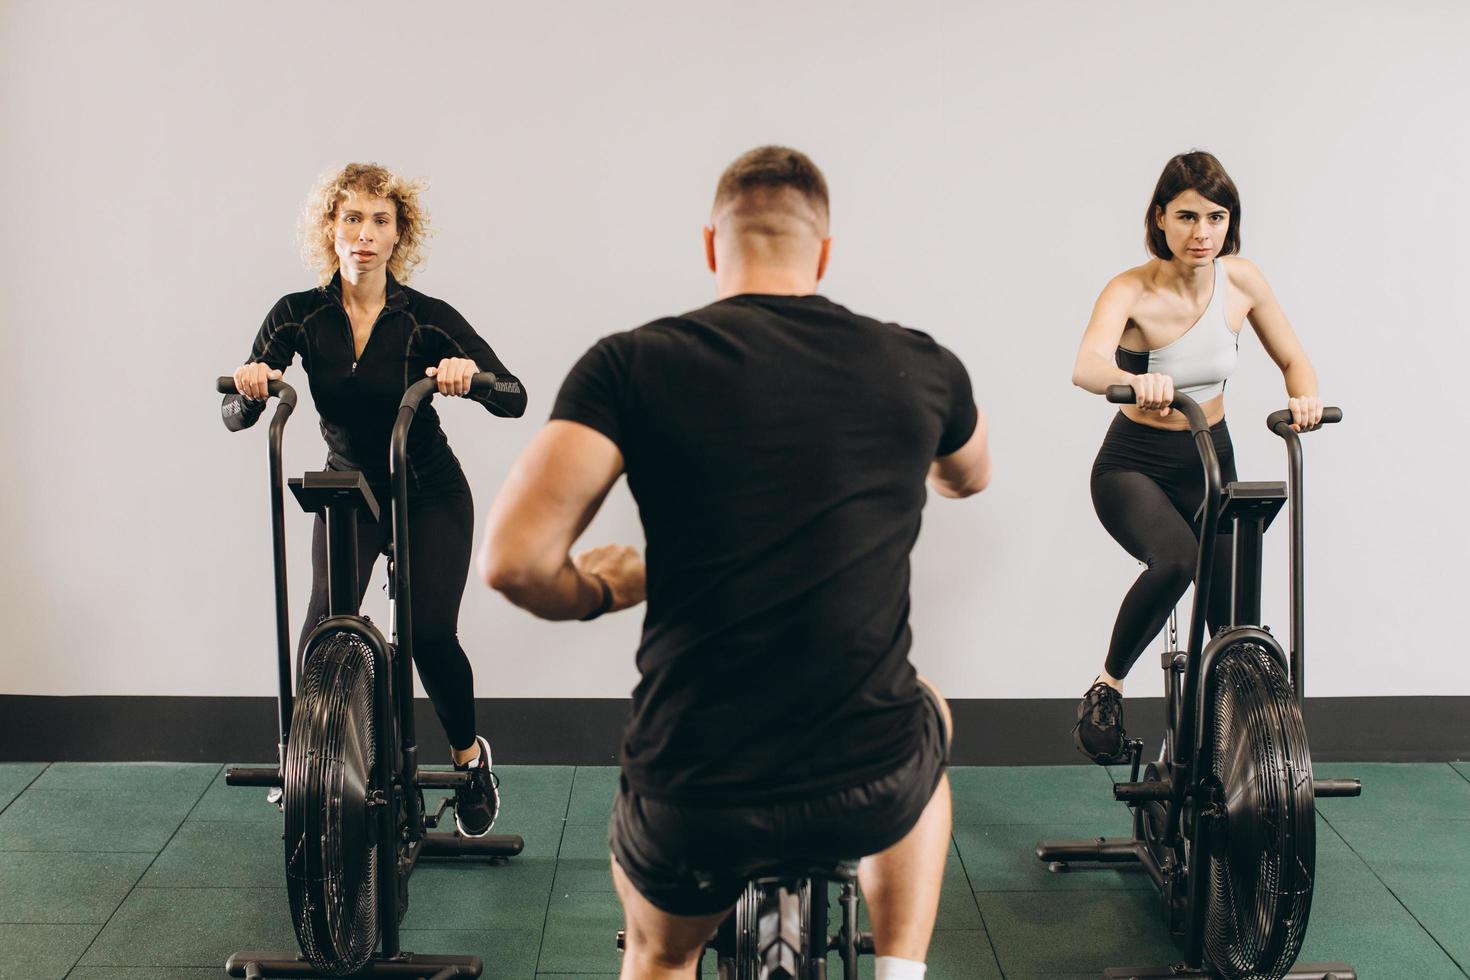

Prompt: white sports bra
[1116,259,1240,401]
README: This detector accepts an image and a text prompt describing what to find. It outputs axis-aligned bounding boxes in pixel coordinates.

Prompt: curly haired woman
[224,162,527,835]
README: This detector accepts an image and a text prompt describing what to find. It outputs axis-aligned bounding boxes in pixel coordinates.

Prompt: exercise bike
[216,374,524,979]
[617,861,874,980]
[1036,388,1360,980]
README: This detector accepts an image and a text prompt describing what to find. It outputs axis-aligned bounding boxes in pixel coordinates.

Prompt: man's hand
[480,420,628,621]
[574,544,646,612]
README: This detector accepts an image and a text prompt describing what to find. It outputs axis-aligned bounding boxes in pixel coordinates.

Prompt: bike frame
[1036,389,1355,979]
[217,374,521,978]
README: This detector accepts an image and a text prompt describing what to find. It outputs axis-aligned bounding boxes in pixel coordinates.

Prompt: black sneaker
[453,735,501,837]
[1073,681,1128,764]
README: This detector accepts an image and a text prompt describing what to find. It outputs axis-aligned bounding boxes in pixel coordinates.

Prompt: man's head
[704,146,831,292]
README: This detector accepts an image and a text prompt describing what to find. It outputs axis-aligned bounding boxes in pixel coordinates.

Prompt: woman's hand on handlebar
[426,357,479,397]
[1287,394,1325,432]
[1129,372,1176,418]
[232,363,282,401]
[573,544,647,613]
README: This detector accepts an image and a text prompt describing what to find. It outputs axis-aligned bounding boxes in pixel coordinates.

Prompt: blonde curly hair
[300,162,431,285]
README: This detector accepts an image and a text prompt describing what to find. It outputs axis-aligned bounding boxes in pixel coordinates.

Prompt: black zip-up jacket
[221,273,527,489]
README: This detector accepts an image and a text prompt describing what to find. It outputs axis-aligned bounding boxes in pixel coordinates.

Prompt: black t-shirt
[222,272,527,489]
[551,293,977,803]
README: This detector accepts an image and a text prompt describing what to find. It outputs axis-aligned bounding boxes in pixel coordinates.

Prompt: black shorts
[609,683,950,916]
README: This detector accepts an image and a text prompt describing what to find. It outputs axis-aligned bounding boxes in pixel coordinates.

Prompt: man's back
[552,293,976,803]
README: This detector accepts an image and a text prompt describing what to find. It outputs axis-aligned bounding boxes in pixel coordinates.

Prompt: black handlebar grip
[398,371,501,415]
[217,375,291,400]
[1104,384,1211,435]
[1267,407,1343,431]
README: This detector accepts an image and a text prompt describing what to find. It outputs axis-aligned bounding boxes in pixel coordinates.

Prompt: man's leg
[611,856,730,980]
[857,675,954,963]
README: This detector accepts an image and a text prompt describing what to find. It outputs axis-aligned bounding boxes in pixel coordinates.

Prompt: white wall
[1,0,1464,700]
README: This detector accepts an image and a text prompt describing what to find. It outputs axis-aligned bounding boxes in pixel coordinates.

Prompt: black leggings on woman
[298,465,478,751]
[1091,413,1237,680]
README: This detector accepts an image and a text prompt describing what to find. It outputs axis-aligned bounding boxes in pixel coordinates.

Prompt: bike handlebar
[1267,406,1343,434]
[1104,384,1211,434]
[217,375,297,407]
[1106,385,1343,437]
[396,372,500,413]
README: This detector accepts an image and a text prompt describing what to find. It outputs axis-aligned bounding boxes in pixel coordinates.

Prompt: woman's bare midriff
[1121,392,1226,431]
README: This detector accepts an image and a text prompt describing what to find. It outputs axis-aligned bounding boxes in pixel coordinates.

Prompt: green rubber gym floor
[0,762,1465,979]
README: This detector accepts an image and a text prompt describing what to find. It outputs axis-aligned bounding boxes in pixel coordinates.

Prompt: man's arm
[927,406,991,498]
[478,420,644,620]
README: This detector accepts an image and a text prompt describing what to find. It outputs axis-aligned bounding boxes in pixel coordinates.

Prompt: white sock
[874,955,927,980]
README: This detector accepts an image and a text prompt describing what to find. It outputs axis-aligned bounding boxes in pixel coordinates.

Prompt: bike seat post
[1230,514,1260,628]
[1221,483,1286,628]
[289,471,380,619]
[324,503,360,617]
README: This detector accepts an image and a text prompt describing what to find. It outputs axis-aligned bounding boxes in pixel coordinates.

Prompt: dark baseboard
[1,694,1466,765]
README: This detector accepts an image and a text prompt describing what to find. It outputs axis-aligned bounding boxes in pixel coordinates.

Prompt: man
[480,146,990,980]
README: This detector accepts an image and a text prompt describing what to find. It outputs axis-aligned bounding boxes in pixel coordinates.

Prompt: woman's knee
[1147,551,1195,596]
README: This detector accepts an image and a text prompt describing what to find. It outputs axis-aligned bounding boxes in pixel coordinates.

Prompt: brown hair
[1145,151,1240,259]
[300,162,431,285]
[713,146,829,229]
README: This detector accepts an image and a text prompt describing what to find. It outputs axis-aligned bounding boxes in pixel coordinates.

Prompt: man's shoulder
[591,312,707,354]
[820,300,952,359]
[679,294,931,338]
[600,297,955,367]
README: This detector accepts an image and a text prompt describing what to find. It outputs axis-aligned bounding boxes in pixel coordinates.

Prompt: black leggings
[299,466,478,751]
[1091,413,1237,680]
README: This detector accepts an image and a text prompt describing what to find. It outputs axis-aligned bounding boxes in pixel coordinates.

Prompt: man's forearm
[487,557,603,621]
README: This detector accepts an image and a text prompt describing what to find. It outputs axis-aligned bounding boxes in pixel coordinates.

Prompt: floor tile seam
[66,763,222,974]
[0,762,51,818]
[1320,810,1470,825]
[1319,809,1470,978]
[952,819,1133,826]
[130,884,288,891]
[0,848,162,854]
[967,886,1153,894]
[5,788,223,814]
[532,767,580,975]
[949,831,983,897]
[66,957,229,972]
[944,832,1007,975]
[973,906,1008,978]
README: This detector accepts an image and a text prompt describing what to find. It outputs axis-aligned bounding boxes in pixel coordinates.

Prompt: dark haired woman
[1070,151,1324,762]
[223,163,527,832]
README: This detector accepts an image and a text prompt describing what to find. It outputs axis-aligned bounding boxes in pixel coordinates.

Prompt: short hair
[1146,151,1241,259]
[713,146,830,234]
[300,162,431,285]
